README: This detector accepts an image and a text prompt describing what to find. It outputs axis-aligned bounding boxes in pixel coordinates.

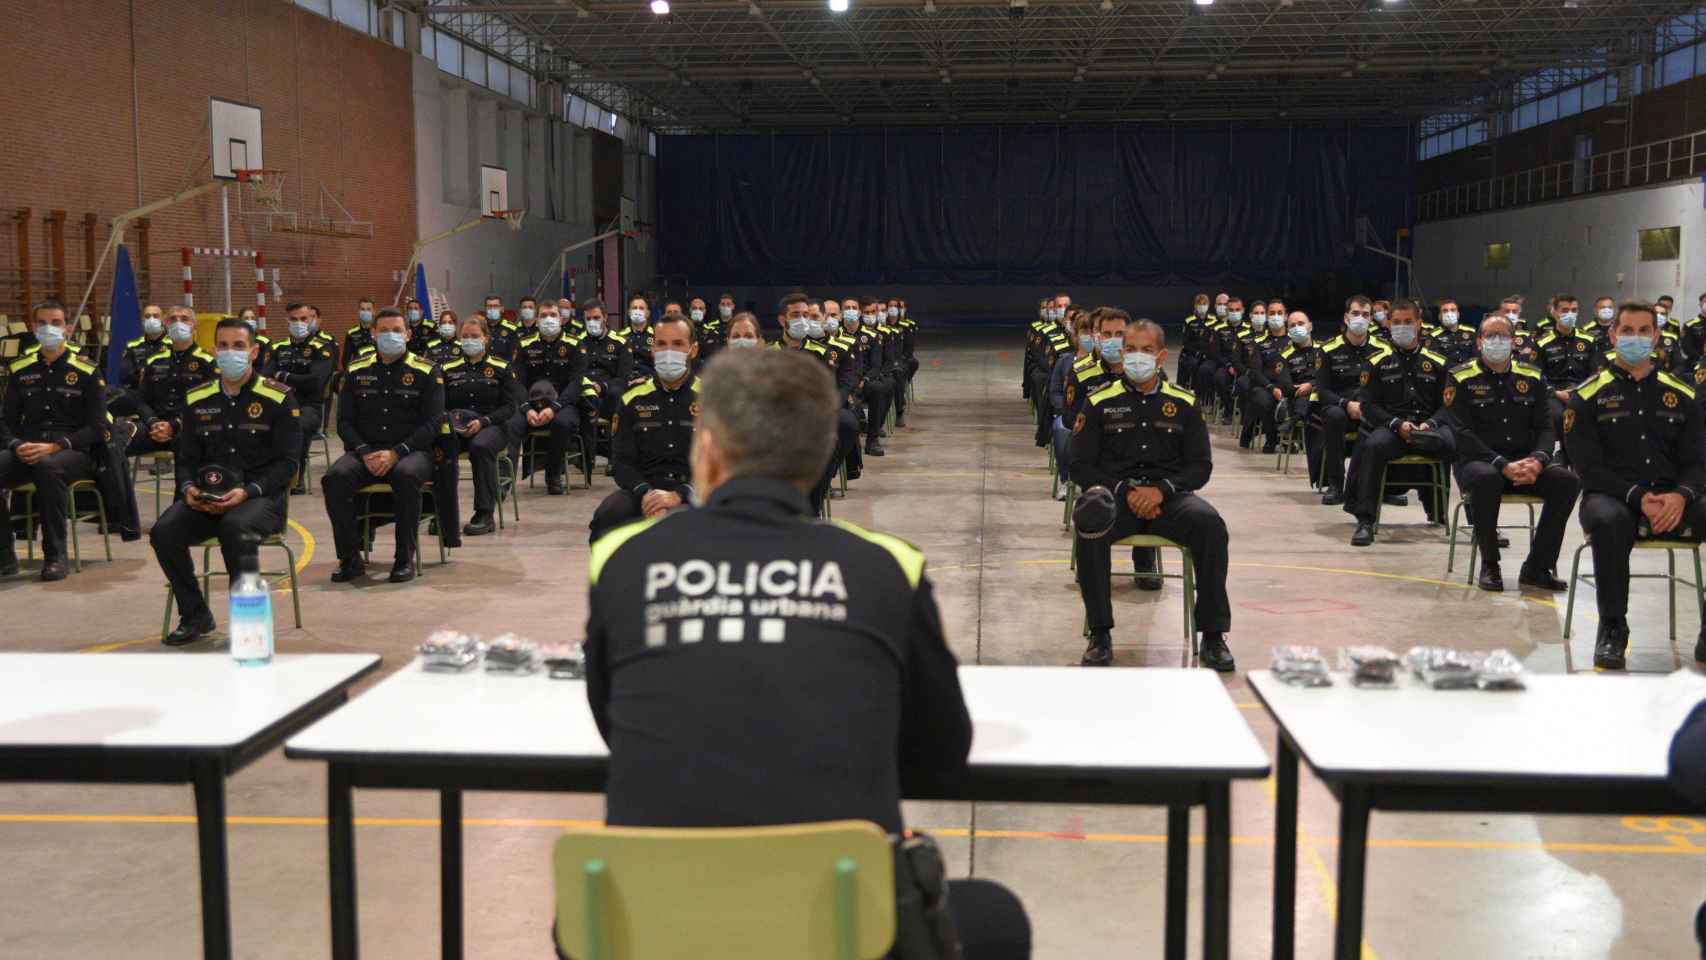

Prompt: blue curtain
[656,125,1412,289]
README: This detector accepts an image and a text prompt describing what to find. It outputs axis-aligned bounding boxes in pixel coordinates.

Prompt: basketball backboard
[210,97,264,180]
[480,165,509,215]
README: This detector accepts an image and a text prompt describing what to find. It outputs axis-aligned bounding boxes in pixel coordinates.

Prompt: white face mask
[1194,304,1209,317]
[520,307,536,321]
[690,308,705,322]
[586,317,606,337]
[718,304,733,319]
[437,322,457,339]
[1122,350,1158,382]
[1267,317,1285,333]
[34,324,66,350]
[538,318,562,338]
[288,320,312,341]
[629,308,647,327]
[1215,304,1228,317]
[727,337,757,349]
[1557,311,1577,328]
[1597,306,1615,322]
[169,319,195,343]
[1441,311,1459,328]
[654,349,689,380]
[887,306,900,318]
[142,315,164,336]
[485,307,502,322]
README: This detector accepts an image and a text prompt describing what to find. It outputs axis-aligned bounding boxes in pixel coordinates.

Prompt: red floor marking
[1238,597,1359,616]
[931,358,943,366]
[997,351,1010,360]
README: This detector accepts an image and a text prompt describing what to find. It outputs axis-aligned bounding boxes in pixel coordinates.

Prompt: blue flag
[107,245,141,385]
[414,262,431,323]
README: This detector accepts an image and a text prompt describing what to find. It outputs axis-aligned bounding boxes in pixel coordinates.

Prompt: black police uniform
[343,325,375,367]
[626,322,657,380]
[881,320,913,427]
[1311,333,1383,497]
[1344,340,1454,531]
[266,335,337,484]
[438,350,523,532]
[487,318,522,363]
[1031,326,1072,447]
[128,344,216,457]
[418,334,457,368]
[582,328,634,428]
[406,315,437,355]
[1267,339,1324,481]
[795,337,861,504]
[119,333,168,389]
[589,372,698,543]
[1429,323,1478,367]
[515,330,589,488]
[150,374,301,622]
[845,322,893,449]
[1067,376,1232,648]
[1246,332,1291,450]
[1023,315,1049,399]
[324,351,444,569]
[1441,359,1580,579]
[1195,318,1240,420]
[0,348,107,566]
[1178,311,1211,390]
[1564,364,1706,660]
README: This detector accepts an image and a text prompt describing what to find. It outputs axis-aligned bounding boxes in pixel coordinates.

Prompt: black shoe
[164,609,216,647]
[845,467,862,481]
[120,527,142,542]
[1593,621,1630,671]
[1081,631,1113,667]
[291,483,309,496]
[462,512,495,536]
[330,558,366,583]
[1383,493,1409,507]
[865,442,886,456]
[1477,563,1504,593]
[1261,441,1279,454]
[388,559,417,583]
[427,519,439,537]
[894,416,907,428]
[1199,633,1236,672]
[0,553,17,577]
[38,560,67,582]
[1497,534,1511,548]
[1320,486,1345,506]
[1518,566,1567,591]
[1350,522,1375,547]
[1135,573,1163,591]
[546,478,567,496]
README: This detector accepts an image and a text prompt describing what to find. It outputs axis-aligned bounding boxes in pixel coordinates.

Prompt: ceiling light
[829,0,850,11]
[1100,0,1113,9]
[923,0,936,11]
[650,0,670,14]
[1193,0,1213,6]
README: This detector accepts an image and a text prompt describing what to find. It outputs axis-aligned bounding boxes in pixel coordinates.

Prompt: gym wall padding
[656,126,1413,292]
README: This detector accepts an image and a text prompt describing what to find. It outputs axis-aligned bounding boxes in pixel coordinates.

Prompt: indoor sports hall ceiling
[415,0,1704,130]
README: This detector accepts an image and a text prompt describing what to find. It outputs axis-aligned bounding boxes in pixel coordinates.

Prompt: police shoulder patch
[1575,368,1615,400]
[404,354,435,373]
[192,349,215,361]
[486,357,510,369]
[1420,348,1448,366]
[126,336,147,347]
[1088,381,1128,406]
[829,519,925,588]
[1535,331,1557,348]
[8,354,38,373]
[442,358,465,372]
[146,349,171,365]
[347,356,376,373]
[185,382,220,405]
[1450,360,1481,381]
[252,379,289,402]
[1159,381,1197,406]
[588,516,664,585]
[1657,370,1698,400]
[1511,362,1542,380]
[67,354,97,375]
[519,335,539,348]
[622,380,659,406]
[1320,336,1345,353]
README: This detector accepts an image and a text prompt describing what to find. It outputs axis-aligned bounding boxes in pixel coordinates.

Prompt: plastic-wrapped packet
[420,631,482,673]
[1476,649,1527,691]
[1339,646,1402,688]
[1272,645,1332,687]
[1421,650,1482,690]
[1403,646,1448,679]
[541,641,586,680]
[485,633,539,675]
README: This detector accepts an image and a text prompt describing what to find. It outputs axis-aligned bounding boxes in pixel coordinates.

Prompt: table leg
[1203,783,1231,960]
[192,762,233,960]
[1332,784,1372,960]
[441,789,464,960]
[328,764,358,960]
[1273,739,1298,960]
[1164,804,1188,960]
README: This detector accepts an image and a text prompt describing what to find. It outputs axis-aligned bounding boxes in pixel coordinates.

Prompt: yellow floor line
[1304,842,1381,960]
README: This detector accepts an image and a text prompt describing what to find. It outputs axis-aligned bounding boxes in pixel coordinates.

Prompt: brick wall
[0,0,416,343]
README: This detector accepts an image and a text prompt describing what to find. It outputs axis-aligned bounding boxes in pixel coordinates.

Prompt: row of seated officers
[0,292,919,649]
[1025,295,1704,672]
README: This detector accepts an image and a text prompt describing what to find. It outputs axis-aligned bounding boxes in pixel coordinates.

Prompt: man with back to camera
[1565,301,1706,670]
[582,346,1030,960]
[151,316,301,645]
[1069,314,1235,671]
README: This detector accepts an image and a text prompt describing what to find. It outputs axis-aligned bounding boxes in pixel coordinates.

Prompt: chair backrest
[552,820,895,960]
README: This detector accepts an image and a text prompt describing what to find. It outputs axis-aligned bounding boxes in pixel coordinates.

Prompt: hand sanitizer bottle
[229,552,273,666]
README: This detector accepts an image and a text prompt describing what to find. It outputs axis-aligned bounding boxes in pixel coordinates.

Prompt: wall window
[1485,242,1512,269]
[1639,226,1682,261]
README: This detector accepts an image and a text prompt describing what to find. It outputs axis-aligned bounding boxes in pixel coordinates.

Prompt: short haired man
[1566,302,1706,669]
[1313,295,1385,504]
[0,300,107,580]
[119,303,168,389]
[267,302,337,493]
[483,295,521,362]
[1431,299,1476,366]
[588,313,698,542]
[322,309,444,583]
[779,293,863,506]
[345,297,378,365]
[1442,314,1580,592]
[515,299,589,495]
[128,305,215,459]
[583,347,1030,960]
[1069,317,1234,671]
[151,317,301,644]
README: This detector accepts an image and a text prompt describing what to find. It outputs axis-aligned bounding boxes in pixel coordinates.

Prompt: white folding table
[1248,668,1706,960]
[287,663,1269,960]
[0,652,381,960]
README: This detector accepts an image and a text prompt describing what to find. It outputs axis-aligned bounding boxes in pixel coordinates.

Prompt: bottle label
[230,594,273,661]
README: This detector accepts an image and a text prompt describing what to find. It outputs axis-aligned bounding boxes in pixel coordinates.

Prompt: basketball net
[488,209,526,232]
[235,169,287,213]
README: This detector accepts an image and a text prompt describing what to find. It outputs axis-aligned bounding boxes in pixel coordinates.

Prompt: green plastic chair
[1445,493,1541,582]
[1564,537,1706,641]
[13,478,112,571]
[552,821,895,960]
[355,482,449,573]
[1373,453,1451,533]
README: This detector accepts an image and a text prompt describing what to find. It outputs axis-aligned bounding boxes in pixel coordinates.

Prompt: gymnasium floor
[2,329,1702,959]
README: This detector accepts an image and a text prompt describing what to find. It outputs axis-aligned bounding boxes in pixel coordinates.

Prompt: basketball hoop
[487,209,527,232]
[234,168,287,213]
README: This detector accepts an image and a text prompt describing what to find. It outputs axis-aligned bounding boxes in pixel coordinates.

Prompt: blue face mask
[407,308,424,323]
[1390,325,1419,347]
[539,318,562,338]
[1347,317,1371,337]
[358,309,374,326]
[461,337,486,358]
[1480,336,1512,365]
[1078,334,1096,353]
[485,307,501,322]
[216,349,251,380]
[1098,338,1124,363]
[1228,311,1243,323]
[34,324,66,350]
[376,331,408,358]
[1615,333,1656,365]
[1287,325,1310,344]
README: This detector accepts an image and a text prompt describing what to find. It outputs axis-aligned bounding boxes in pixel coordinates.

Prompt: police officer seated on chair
[587,312,699,544]
[151,317,301,646]
[118,303,168,390]
[581,346,1030,960]
[1315,296,1384,505]
[128,306,216,458]
[419,310,461,368]
[1441,314,1581,593]
[323,308,443,585]
[438,313,523,538]
[515,301,587,496]
[1564,301,1706,671]
[0,299,107,582]
[267,302,337,494]
[1068,314,1235,672]
[344,297,377,364]
[1345,299,1454,546]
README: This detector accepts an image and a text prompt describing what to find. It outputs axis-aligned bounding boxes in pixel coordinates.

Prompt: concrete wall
[1413,179,1701,313]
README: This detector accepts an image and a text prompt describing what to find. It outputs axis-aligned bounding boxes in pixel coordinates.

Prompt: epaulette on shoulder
[622,380,658,405]
[442,358,466,371]
[347,355,377,373]
[404,354,434,373]
[1159,381,1197,406]
[185,381,220,405]
[519,335,539,348]
[1088,380,1128,406]
[1320,336,1344,353]
[828,519,925,588]
[126,336,147,347]
[192,348,214,361]
[252,378,290,402]
[1576,368,1615,400]
[486,356,510,369]
[1511,362,1543,380]
[1658,370,1697,400]
[1535,331,1558,348]
[67,354,97,375]
[8,354,37,373]
[1450,360,1482,381]
[1420,348,1448,366]
[146,349,171,364]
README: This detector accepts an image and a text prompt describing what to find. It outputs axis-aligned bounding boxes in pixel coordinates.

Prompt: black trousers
[892,363,911,421]
[1454,461,1579,571]
[1075,492,1231,635]
[1319,405,1354,489]
[862,377,893,446]
[1347,426,1452,523]
[322,450,433,564]
[1029,371,1052,445]
[552,877,1029,960]
[444,424,509,516]
[1244,383,1279,441]
[1579,492,1706,620]
[589,488,683,544]
[1196,361,1235,416]
[1176,349,1198,388]
[0,448,92,563]
[150,494,286,619]
[520,407,583,482]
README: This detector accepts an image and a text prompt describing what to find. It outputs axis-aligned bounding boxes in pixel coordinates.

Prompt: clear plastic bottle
[229,552,274,666]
